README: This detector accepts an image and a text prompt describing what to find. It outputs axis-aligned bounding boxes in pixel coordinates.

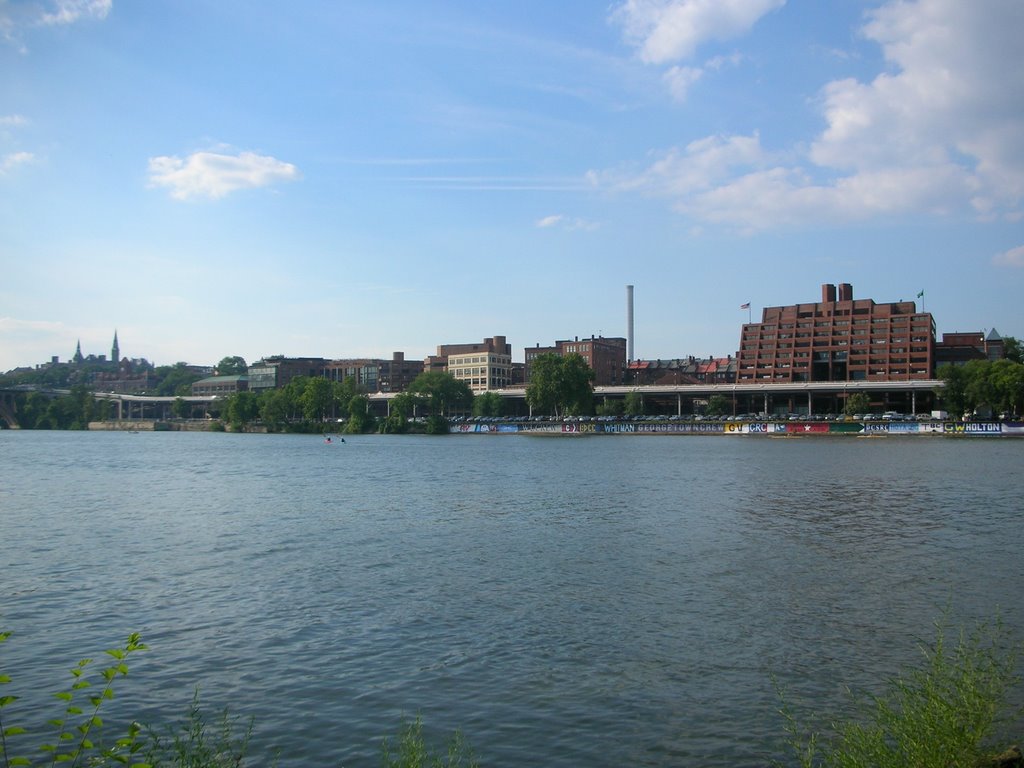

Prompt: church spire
[73,339,83,364]
[111,330,120,363]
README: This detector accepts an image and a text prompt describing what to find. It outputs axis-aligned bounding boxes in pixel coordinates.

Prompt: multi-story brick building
[247,357,329,392]
[324,352,424,392]
[934,329,1005,368]
[524,335,627,386]
[737,283,936,383]
[628,356,737,386]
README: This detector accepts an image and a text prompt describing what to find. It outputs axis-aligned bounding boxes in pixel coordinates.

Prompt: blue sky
[2,0,1022,372]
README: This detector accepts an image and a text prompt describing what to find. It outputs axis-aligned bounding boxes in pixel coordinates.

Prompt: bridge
[0,386,218,428]
[369,378,945,417]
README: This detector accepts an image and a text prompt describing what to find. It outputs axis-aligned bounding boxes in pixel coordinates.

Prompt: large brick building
[737,283,936,383]
[524,335,628,386]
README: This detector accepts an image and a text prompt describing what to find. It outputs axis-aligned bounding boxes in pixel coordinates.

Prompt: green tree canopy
[525,353,594,418]
[1002,336,1022,364]
[843,392,871,417]
[225,390,260,430]
[705,394,730,417]
[472,391,505,418]
[408,371,473,417]
[938,359,1024,418]
[153,362,203,397]
[623,391,645,416]
[215,356,248,376]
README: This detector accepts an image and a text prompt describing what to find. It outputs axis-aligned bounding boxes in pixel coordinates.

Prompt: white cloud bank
[0,151,34,175]
[148,150,301,200]
[40,0,111,26]
[993,245,1024,268]
[536,214,599,231]
[1,0,110,50]
[605,0,1024,231]
[612,0,785,64]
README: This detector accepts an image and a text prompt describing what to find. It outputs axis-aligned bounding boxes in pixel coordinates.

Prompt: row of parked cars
[450,412,939,423]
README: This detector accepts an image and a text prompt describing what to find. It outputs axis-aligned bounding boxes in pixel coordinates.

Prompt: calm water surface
[1,431,1022,766]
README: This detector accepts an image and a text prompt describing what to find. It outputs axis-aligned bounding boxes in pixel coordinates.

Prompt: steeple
[111,330,120,363]
[73,340,84,364]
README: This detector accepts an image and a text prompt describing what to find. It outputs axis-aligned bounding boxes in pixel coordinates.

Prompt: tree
[300,377,335,422]
[596,397,624,417]
[345,394,377,433]
[843,392,871,417]
[623,391,644,416]
[408,371,474,418]
[937,363,970,418]
[153,362,203,397]
[172,396,191,419]
[259,388,290,431]
[1003,336,1022,364]
[525,353,594,418]
[705,394,730,416]
[938,359,1024,419]
[225,391,260,430]
[473,391,505,418]
[381,391,421,433]
[216,356,248,376]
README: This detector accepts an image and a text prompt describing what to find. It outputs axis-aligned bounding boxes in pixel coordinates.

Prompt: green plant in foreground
[0,630,149,768]
[136,691,254,768]
[381,716,478,768]
[778,617,1021,768]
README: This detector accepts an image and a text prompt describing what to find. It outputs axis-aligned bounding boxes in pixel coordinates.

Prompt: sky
[1,0,1022,372]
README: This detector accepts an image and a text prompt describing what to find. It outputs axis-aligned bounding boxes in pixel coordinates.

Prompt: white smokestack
[626,284,634,361]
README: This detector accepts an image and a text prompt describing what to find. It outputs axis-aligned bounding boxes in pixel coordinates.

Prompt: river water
[1,431,1022,766]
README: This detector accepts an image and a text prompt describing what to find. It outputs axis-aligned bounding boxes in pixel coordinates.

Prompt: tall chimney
[626,285,634,361]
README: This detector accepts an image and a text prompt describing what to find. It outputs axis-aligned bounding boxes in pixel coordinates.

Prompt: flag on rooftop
[916,290,924,298]
[740,302,750,310]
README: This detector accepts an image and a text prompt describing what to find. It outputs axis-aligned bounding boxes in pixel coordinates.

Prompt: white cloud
[148,150,301,200]
[605,0,1024,230]
[993,245,1024,268]
[0,114,29,127]
[0,151,35,175]
[1,0,110,50]
[536,214,564,228]
[39,0,111,26]
[611,0,785,64]
[535,213,599,231]
[663,65,703,101]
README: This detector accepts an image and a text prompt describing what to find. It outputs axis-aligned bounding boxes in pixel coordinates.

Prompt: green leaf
[129,763,153,768]
[72,680,90,690]
[53,692,73,702]
[91,715,103,728]
[0,694,19,706]
[66,706,83,715]
[89,696,102,707]
[117,663,129,675]
[3,725,28,736]
[0,673,11,683]
[81,739,94,749]
[102,668,116,682]
[103,689,114,700]
[47,718,64,728]
[41,743,57,752]
[10,757,32,766]
[106,649,125,660]
[59,731,74,741]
